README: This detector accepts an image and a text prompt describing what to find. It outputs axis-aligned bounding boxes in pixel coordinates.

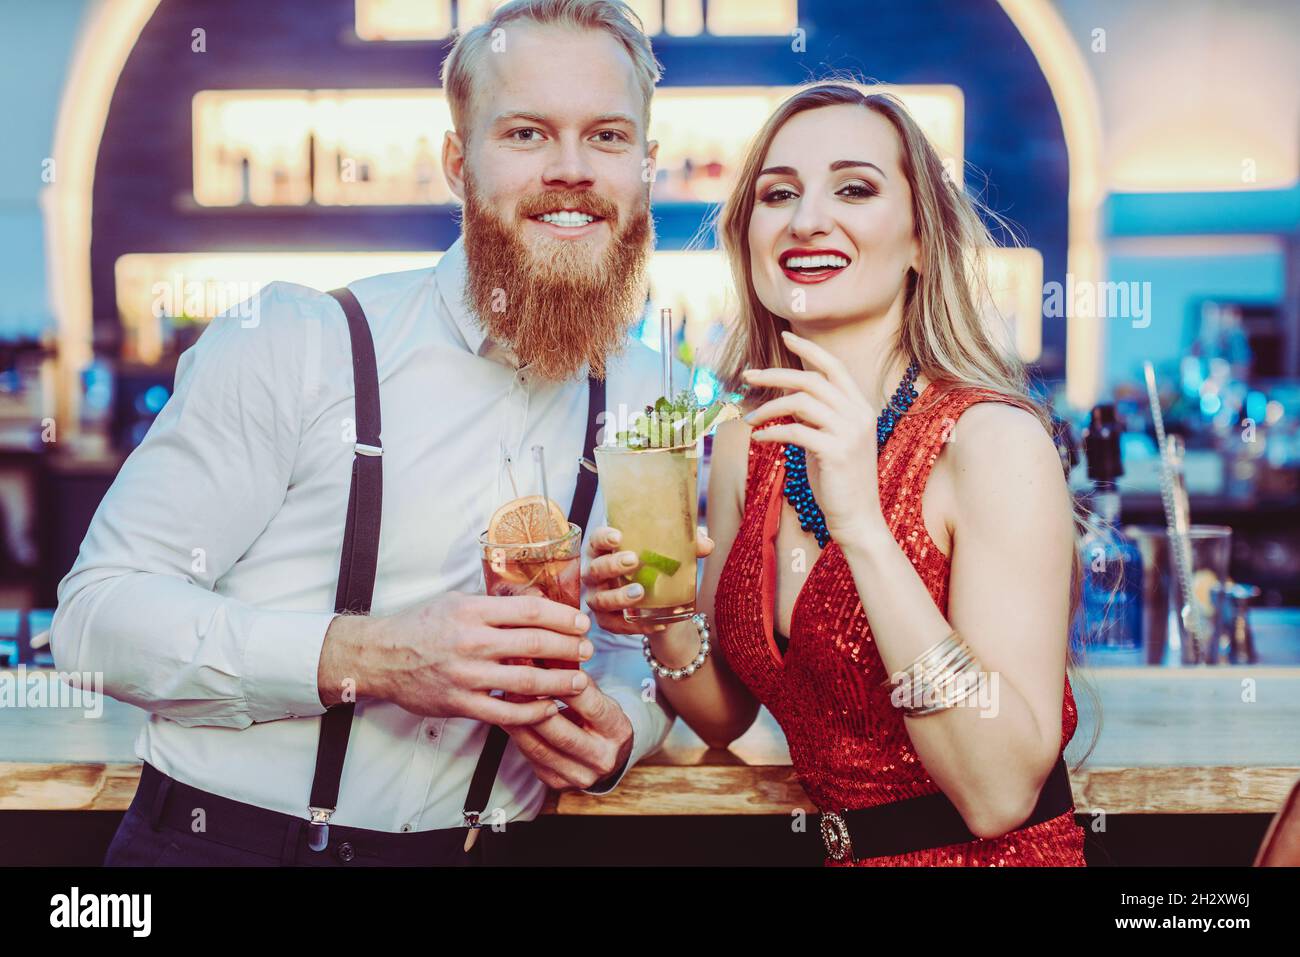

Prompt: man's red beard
[461,177,653,381]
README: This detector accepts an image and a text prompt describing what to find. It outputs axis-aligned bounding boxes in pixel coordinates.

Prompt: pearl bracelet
[643,613,711,680]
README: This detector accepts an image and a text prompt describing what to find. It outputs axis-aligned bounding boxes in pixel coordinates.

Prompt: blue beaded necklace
[782,360,920,548]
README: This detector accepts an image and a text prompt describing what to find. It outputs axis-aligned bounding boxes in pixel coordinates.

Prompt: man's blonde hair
[440,0,662,137]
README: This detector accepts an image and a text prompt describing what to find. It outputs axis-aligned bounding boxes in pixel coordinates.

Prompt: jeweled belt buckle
[820,810,853,861]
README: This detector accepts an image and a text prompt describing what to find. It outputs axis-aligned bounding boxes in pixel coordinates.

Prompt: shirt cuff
[579,684,661,796]
[242,610,337,722]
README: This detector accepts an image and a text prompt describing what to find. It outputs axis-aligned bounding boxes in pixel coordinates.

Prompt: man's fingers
[468,694,559,727]
[529,704,610,768]
[584,526,623,559]
[472,594,590,634]
[467,663,590,698]
[561,680,621,730]
[581,549,640,586]
[473,628,593,664]
[510,724,601,789]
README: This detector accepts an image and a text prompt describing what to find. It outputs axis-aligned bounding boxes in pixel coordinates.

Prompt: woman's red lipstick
[779,247,852,284]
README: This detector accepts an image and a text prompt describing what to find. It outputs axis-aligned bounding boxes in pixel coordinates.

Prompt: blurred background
[0,0,1297,648]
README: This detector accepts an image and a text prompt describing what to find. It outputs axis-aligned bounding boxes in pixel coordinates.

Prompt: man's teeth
[785,254,850,269]
[538,211,596,227]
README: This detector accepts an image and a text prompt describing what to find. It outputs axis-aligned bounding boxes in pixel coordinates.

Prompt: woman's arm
[745,331,1073,839]
[644,418,761,747]
[835,403,1074,839]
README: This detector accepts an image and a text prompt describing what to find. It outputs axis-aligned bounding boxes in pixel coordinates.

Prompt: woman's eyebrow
[830,159,887,178]
[758,161,888,178]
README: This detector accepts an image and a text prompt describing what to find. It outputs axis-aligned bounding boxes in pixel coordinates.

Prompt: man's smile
[527,206,607,239]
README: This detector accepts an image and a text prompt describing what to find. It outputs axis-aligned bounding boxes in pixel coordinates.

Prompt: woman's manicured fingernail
[619,551,638,567]
[627,583,645,598]
[579,640,594,659]
[572,672,588,692]
[744,411,755,423]
[608,529,621,545]
[575,613,590,631]
[547,703,560,716]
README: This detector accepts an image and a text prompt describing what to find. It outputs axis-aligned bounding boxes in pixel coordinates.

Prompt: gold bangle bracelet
[879,631,963,688]
[904,660,986,716]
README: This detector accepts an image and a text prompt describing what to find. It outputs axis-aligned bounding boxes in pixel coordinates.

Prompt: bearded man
[52,0,701,867]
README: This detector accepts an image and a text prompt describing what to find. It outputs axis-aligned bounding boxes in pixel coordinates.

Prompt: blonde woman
[586,83,1088,865]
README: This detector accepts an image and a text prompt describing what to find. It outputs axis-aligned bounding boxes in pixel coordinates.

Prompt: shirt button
[427,725,439,740]
[400,823,413,833]
[336,841,355,863]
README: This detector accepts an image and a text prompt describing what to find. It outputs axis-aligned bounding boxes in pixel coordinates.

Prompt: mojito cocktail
[596,390,738,627]
[595,442,699,625]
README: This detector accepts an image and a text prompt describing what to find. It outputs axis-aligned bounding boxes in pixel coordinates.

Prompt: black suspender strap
[461,372,606,830]
[306,287,384,852]
[305,287,606,851]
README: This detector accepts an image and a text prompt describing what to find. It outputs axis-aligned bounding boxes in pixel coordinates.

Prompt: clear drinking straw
[532,444,562,539]
[660,307,673,400]
[660,308,673,448]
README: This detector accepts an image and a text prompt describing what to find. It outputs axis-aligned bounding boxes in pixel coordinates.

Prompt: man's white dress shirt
[51,237,678,832]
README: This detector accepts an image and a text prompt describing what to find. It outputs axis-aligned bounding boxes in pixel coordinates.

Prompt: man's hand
[583,526,714,635]
[505,676,634,791]
[318,592,594,726]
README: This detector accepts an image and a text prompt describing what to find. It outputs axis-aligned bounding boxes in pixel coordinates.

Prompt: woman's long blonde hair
[712,81,1100,768]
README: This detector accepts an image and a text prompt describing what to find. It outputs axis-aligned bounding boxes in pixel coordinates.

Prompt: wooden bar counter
[3,666,1298,818]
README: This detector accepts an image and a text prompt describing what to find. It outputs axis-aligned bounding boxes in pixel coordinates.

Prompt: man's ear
[443,130,467,202]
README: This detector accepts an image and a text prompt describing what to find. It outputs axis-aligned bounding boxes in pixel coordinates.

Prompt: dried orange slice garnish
[486,495,569,546]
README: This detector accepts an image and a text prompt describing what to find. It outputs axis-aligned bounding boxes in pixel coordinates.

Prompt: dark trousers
[104,763,519,866]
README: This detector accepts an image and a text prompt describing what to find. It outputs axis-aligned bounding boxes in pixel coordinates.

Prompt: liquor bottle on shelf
[1073,403,1144,656]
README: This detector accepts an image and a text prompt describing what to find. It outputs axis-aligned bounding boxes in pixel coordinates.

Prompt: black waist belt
[135,762,490,866]
[817,755,1075,861]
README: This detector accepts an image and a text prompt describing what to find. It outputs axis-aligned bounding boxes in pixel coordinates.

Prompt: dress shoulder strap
[880,384,1042,500]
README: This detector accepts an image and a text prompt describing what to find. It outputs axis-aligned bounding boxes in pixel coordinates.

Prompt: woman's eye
[838,182,879,199]
[760,187,797,203]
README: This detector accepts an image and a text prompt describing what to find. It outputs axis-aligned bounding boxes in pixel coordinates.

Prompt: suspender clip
[307,806,334,852]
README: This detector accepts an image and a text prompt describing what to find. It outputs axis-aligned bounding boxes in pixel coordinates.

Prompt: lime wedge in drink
[631,550,681,593]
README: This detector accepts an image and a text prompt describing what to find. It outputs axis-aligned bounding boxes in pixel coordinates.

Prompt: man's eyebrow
[491,111,551,126]
[489,111,638,128]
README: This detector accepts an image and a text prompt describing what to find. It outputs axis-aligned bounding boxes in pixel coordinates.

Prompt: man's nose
[542,135,596,189]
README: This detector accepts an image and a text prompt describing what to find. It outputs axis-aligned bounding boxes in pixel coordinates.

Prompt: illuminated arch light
[44,0,165,431]
[995,0,1106,410]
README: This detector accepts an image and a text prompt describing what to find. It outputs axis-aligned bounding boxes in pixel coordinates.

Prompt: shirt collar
[435,236,522,368]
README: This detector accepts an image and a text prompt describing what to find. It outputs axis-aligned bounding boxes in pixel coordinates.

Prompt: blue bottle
[1073,404,1143,655]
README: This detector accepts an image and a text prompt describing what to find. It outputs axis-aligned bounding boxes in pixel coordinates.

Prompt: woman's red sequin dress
[713,384,1087,866]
